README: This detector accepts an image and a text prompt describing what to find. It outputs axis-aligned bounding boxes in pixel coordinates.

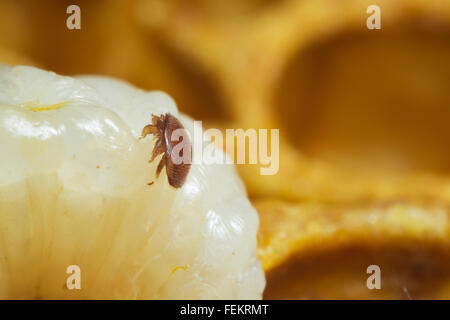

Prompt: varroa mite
[141,113,192,188]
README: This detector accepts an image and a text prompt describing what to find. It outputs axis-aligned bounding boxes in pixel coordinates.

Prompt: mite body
[141,113,191,188]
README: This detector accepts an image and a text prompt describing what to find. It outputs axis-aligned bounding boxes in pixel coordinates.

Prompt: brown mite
[141,113,192,188]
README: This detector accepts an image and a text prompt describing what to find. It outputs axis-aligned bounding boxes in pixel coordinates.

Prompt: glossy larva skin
[0,65,265,299]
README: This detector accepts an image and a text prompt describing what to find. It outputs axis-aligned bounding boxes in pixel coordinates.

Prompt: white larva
[0,65,265,299]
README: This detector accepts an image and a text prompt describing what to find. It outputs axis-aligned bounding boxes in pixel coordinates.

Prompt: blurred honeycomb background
[1,0,450,299]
